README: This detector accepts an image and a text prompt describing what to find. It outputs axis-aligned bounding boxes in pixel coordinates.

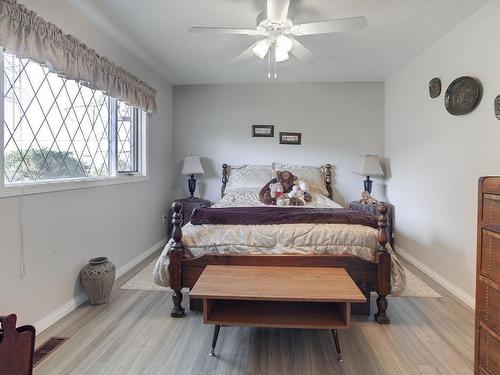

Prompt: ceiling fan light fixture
[253,39,272,59]
[276,35,293,52]
[275,46,289,63]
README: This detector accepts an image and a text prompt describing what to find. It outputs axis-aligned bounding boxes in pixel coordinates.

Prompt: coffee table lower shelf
[204,298,350,361]
[204,299,351,329]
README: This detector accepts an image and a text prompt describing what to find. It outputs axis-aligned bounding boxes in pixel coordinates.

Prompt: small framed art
[252,125,274,137]
[279,132,301,145]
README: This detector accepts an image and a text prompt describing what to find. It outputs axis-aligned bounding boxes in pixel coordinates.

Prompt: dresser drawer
[481,230,500,284]
[477,277,500,333]
[478,324,500,375]
[482,177,500,194]
[482,194,500,225]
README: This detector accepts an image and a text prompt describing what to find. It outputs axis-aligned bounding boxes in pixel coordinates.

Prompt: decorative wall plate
[495,95,500,120]
[444,76,482,116]
[429,78,441,98]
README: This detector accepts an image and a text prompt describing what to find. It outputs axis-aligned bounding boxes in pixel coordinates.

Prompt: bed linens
[191,206,379,227]
[153,189,406,296]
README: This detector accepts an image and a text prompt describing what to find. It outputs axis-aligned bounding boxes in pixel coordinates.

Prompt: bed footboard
[167,201,392,323]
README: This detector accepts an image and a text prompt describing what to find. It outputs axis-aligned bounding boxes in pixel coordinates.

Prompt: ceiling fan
[189,0,367,78]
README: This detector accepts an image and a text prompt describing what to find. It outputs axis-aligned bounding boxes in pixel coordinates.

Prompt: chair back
[0,314,36,375]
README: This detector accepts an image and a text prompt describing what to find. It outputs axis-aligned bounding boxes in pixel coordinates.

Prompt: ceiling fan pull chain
[274,45,278,79]
[267,48,271,78]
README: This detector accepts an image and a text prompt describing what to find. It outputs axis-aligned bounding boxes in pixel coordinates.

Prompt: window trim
[0,52,149,198]
[0,174,149,198]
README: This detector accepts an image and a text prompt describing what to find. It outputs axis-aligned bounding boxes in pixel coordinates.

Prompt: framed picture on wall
[279,132,301,145]
[252,125,274,137]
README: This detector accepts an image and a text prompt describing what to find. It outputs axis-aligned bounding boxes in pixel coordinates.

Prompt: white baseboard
[395,245,475,309]
[34,292,88,334]
[116,238,167,279]
[34,237,167,334]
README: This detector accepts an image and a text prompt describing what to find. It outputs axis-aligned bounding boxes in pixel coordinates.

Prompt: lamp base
[188,175,197,197]
[363,177,373,194]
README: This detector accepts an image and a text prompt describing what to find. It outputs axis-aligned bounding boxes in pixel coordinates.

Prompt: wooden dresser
[475,177,500,375]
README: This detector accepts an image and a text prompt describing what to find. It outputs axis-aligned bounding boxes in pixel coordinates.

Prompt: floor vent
[33,337,68,367]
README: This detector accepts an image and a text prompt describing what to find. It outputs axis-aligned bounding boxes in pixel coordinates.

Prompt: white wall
[173,82,385,206]
[385,0,500,300]
[0,0,174,328]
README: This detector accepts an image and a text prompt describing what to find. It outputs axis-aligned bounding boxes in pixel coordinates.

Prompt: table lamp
[355,155,384,194]
[182,156,205,198]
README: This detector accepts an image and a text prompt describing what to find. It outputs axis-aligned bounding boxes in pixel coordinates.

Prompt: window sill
[0,175,148,198]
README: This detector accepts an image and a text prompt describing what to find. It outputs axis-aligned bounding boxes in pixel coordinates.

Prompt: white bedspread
[154,189,406,295]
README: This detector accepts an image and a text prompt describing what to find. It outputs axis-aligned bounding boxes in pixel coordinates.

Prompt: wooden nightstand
[167,197,211,237]
[349,201,395,247]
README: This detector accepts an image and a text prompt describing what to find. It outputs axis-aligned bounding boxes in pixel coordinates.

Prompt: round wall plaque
[429,78,441,98]
[444,76,482,116]
[495,95,500,120]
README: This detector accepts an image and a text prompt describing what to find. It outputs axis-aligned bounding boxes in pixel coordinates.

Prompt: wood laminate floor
[34,251,474,375]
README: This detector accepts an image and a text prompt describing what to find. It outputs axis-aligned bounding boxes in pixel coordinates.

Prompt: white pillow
[272,162,330,196]
[225,165,273,192]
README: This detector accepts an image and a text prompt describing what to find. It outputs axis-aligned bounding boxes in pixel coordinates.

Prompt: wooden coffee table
[190,265,366,361]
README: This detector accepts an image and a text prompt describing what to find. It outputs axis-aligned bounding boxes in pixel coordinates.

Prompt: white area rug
[121,258,442,298]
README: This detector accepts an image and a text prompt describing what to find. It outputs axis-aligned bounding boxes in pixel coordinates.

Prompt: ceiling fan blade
[230,42,260,64]
[291,39,314,62]
[292,16,367,36]
[267,0,290,24]
[189,27,260,35]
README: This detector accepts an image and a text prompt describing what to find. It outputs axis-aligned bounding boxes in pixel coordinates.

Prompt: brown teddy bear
[259,170,297,205]
[359,191,377,204]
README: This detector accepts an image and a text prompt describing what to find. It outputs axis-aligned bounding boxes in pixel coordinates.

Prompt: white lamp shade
[275,47,289,63]
[182,156,205,175]
[253,39,271,59]
[276,35,293,52]
[356,155,384,177]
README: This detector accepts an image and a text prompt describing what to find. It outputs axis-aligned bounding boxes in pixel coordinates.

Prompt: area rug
[121,258,442,298]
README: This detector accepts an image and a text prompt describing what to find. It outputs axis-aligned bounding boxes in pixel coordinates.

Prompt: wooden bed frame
[168,164,391,324]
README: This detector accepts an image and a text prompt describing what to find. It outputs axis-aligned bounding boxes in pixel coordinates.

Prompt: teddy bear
[298,180,312,203]
[288,185,305,202]
[286,180,313,206]
[269,182,287,206]
[359,191,377,205]
[259,170,298,205]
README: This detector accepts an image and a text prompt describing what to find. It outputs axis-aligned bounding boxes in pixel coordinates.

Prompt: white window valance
[0,0,157,112]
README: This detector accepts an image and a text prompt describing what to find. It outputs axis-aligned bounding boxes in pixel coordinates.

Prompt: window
[116,100,139,174]
[2,51,145,186]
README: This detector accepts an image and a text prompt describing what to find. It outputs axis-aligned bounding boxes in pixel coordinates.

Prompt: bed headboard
[220,164,333,200]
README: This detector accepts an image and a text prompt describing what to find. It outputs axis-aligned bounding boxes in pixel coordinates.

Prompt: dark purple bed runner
[190,206,378,228]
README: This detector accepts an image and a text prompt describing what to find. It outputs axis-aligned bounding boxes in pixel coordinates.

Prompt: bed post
[375,203,391,324]
[168,202,185,318]
[221,164,228,199]
[325,164,333,200]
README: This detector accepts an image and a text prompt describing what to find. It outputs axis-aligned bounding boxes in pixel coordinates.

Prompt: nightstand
[349,201,395,247]
[167,197,212,237]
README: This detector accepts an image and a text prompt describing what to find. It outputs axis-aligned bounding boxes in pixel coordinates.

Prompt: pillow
[272,162,330,196]
[225,165,273,192]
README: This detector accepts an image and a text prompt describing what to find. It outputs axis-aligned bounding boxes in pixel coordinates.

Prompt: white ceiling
[74,0,487,85]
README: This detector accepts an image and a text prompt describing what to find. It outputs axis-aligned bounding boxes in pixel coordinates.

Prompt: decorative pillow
[272,162,330,196]
[225,165,273,192]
